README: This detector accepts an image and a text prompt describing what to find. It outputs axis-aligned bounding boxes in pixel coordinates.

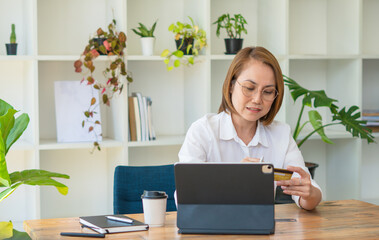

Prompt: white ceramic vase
[140,37,155,56]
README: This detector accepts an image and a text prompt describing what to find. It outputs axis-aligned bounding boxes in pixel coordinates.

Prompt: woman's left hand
[276,166,312,200]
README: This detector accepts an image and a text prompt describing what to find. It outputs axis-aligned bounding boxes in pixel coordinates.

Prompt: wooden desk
[24,200,379,239]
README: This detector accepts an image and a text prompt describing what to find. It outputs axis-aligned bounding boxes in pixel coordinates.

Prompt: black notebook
[79,215,149,234]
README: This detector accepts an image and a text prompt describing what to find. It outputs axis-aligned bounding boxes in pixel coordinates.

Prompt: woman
[178,46,322,210]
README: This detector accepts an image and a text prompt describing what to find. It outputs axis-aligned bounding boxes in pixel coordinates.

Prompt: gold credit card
[274,168,293,181]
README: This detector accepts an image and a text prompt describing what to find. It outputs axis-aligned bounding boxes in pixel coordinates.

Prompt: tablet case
[175,163,275,234]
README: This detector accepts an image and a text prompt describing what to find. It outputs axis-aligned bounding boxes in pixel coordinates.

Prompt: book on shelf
[147,97,156,140]
[130,92,156,142]
[133,97,142,141]
[362,116,379,121]
[128,97,137,141]
[79,214,148,234]
[142,96,149,141]
[132,92,146,141]
[367,126,379,132]
[362,109,379,117]
[366,122,379,126]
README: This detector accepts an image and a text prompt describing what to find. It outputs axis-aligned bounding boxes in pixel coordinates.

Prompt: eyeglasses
[236,81,278,101]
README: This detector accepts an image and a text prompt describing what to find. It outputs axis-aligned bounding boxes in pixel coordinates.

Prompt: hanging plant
[74,19,133,151]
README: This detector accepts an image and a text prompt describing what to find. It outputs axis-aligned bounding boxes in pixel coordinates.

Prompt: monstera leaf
[308,110,333,144]
[333,106,374,143]
[284,75,337,108]
[284,75,375,147]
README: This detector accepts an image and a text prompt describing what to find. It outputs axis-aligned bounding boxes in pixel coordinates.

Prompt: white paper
[54,81,102,143]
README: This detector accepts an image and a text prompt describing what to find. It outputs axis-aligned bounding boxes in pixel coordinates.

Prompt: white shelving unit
[1,0,379,226]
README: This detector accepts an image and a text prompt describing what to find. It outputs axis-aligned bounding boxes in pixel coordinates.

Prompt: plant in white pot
[132,20,157,56]
[213,13,248,54]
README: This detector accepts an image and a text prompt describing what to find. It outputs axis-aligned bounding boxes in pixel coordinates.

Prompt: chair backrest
[113,164,176,214]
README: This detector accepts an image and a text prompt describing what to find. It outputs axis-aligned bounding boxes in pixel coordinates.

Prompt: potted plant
[74,19,133,151]
[132,20,157,56]
[275,76,375,204]
[213,13,248,54]
[161,16,207,71]
[5,24,17,55]
[0,99,69,239]
[284,75,375,175]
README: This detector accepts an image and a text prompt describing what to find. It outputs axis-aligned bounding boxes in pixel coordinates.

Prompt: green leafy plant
[132,20,157,37]
[0,99,69,239]
[213,13,247,39]
[10,24,16,44]
[284,75,375,148]
[161,16,207,71]
[74,19,133,151]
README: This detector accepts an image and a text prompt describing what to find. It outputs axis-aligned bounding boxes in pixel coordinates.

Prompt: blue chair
[113,164,177,214]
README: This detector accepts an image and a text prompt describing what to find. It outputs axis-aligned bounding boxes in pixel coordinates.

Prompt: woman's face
[231,59,276,124]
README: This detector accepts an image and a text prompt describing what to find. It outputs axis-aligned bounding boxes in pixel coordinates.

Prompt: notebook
[79,215,148,234]
[174,162,275,234]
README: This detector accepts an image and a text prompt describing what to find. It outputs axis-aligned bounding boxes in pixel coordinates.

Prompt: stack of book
[128,92,156,142]
[362,109,379,132]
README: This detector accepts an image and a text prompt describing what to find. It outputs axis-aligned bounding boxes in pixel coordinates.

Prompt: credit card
[274,168,293,181]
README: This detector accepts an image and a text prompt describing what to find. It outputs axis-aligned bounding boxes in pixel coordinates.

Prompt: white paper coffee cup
[141,190,167,227]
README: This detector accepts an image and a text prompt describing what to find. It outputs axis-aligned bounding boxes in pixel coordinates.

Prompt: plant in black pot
[213,13,247,54]
[161,16,207,71]
[275,75,375,204]
[6,24,17,55]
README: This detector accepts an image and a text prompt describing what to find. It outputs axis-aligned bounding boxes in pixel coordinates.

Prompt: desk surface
[24,200,379,239]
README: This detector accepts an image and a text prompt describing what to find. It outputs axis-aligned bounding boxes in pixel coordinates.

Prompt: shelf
[39,138,123,150]
[128,135,185,147]
[127,55,164,61]
[361,55,379,59]
[288,54,359,60]
[297,129,353,141]
[0,55,34,61]
[37,55,79,61]
[37,55,120,61]
[210,55,236,60]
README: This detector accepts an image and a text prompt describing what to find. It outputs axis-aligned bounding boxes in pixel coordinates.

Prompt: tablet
[175,162,275,234]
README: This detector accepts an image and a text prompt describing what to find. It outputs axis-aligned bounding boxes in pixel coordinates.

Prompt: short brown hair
[218,46,284,125]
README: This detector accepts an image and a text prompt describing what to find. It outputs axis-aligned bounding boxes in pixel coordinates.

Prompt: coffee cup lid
[141,190,167,199]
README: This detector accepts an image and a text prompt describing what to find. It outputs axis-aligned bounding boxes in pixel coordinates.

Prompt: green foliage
[74,19,133,151]
[213,13,247,39]
[132,20,157,37]
[0,99,69,239]
[283,75,375,148]
[161,16,207,71]
[10,24,16,44]
[0,221,31,240]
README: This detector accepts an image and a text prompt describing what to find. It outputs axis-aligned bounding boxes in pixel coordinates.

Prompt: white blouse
[178,111,322,207]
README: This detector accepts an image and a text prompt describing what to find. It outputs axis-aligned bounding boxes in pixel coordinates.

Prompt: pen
[106,215,133,224]
[60,232,105,238]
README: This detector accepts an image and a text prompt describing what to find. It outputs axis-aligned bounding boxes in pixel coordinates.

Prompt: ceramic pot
[175,38,194,55]
[140,37,155,56]
[6,43,17,55]
[224,38,243,54]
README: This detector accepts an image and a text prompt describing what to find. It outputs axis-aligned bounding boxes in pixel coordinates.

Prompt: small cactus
[10,24,16,44]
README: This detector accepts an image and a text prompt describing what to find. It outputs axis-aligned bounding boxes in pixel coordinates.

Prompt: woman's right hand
[241,157,261,163]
